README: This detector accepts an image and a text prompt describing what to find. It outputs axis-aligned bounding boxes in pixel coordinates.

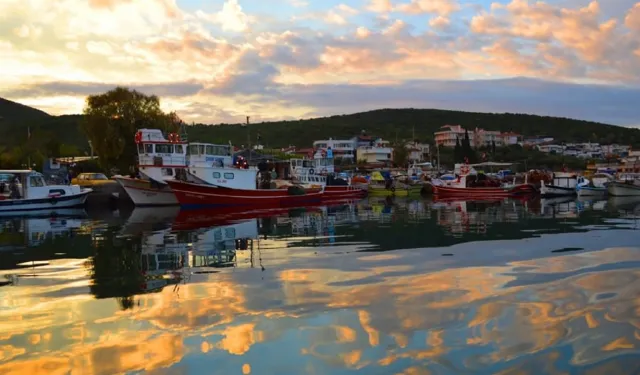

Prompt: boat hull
[576,186,607,197]
[367,184,420,197]
[324,186,368,199]
[115,177,178,206]
[433,184,534,199]
[167,180,325,209]
[540,185,576,197]
[0,190,90,212]
[607,182,640,196]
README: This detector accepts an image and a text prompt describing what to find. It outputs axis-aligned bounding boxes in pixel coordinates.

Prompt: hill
[186,108,640,148]
[0,97,50,122]
[1,98,640,155]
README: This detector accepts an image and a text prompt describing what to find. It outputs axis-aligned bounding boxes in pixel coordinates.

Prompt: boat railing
[138,154,186,167]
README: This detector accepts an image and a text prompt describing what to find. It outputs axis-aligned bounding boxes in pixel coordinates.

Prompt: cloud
[196,0,252,32]
[1,81,205,98]
[1,0,640,125]
[366,0,393,13]
[395,0,460,16]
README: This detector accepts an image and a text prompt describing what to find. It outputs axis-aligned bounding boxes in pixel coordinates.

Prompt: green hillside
[186,108,640,149]
[1,98,639,154]
[0,97,50,122]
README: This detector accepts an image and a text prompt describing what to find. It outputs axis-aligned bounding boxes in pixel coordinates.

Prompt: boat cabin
[187,142,233,168]
[0,170,73,200]
[550,172,578,188]
[289,158,335,186]
[135,129,187,181]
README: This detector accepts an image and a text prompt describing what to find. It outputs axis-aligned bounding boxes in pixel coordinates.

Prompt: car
[71,173,114,187]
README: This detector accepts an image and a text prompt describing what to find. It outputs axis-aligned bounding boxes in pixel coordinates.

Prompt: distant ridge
[1,97,640,151]
[0,97,50,123]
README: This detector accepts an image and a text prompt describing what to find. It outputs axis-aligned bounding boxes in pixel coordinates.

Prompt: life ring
[309,168,315,175]
[135,131,142,143]
[460,165,470,175]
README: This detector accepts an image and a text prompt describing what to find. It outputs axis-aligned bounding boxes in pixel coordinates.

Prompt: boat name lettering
[216,179,227,183]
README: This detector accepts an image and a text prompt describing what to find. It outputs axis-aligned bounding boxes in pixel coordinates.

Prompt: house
[434,125,467,147]
[356,138,392,163]
[405,141,430,162]
[435,125,520,148]
[312,138,356,160]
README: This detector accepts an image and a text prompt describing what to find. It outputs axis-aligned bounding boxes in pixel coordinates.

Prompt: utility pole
[246,116,251,163]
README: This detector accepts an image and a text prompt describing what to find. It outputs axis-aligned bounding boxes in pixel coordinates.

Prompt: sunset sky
[1,0,639,125]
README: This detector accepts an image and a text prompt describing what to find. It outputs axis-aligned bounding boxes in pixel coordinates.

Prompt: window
[213,172,221,178]
[162,168,174,176]
[144,144,153,154]
[48,189,66,196]
[224,173,234,179]
[188,145,199,155]
[137,144,144,154]
[30,176,44,187]
[155,144,173,154]
[174,144,184,154]
[198,145,205,155]
[91,174,108,180]
[206,145,215,155]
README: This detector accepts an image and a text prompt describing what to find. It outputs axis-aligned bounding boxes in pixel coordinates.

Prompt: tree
[393,143,408,167]
[81,87,181,173]
[462,130,477,163]
[454,136,462,163]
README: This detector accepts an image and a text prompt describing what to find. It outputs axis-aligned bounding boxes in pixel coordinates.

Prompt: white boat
[116,129,260,206]
[114,129,187,206]
[0,170,91,212]
[576,173,613,197]
[540,172,577,197]
[608,181,640,196]
[185,142,257,189]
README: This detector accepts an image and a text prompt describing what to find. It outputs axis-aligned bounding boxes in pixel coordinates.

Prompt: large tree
[81,87,181,173]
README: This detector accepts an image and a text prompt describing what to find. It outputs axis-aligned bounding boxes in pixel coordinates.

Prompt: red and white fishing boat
[166,180,325,209]
[433,164,536,199]
[116,129,258,206]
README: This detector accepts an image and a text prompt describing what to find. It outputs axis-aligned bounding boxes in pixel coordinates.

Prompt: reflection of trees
[88,228,145,310]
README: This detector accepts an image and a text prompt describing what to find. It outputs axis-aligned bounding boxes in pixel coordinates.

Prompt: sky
[1,0,640,126]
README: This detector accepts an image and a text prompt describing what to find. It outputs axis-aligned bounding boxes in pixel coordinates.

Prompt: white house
[356,138,392,163]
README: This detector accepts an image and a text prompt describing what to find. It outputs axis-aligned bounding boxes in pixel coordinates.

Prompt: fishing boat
[288,157,367,199]
[116,129,259,206]
[367,171,419,197]
[540,172,578,197]
[114,129,187,206]
[166,180,325,209]
[576,173,613,197]
[0,170,91,212]
[432,164,536,199]
[607,181,640,196]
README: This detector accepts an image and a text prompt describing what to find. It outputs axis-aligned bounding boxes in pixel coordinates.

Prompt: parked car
[71,173,115,187]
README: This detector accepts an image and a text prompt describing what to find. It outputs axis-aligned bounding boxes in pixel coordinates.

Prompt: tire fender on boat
[309,168,315,175]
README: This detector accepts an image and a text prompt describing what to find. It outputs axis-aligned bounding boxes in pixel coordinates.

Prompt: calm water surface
[1,196,640,375]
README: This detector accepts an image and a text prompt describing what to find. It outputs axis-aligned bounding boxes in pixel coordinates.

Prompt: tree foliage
[392,143,409,167]
[81,87,181,173]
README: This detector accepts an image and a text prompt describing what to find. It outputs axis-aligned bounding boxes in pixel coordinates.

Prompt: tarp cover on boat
[371,171,390,181]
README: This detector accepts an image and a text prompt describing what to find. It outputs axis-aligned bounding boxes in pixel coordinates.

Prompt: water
[1,196,640,375]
